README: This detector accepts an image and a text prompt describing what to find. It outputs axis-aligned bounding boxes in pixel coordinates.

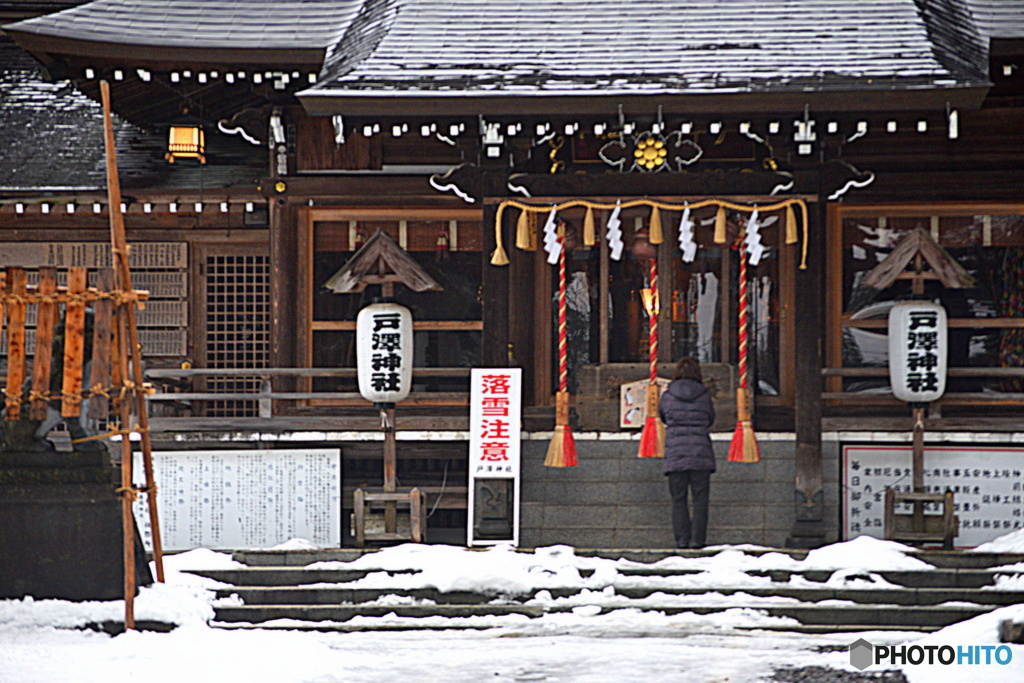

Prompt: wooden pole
[912,404,926,532]
[100,81,165,612]
[29,268,58,420]
[380,281,397,533]
[383,406,397,533]
[5,268,27,420]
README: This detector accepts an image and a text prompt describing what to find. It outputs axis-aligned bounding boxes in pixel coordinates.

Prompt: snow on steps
[187,547,1024,635]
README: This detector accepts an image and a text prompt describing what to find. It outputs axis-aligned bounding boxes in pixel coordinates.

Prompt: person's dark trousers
[667,469,712,549]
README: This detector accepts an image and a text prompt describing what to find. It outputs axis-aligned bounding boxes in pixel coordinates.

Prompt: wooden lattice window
[202,253,270,417]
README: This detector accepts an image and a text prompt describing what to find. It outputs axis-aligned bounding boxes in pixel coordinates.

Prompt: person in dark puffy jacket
[659,357,715,549]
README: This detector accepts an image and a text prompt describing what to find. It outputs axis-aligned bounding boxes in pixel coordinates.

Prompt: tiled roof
[307,0,989,98]
[0,36,263,192]
[5,0,362,50]
[4,0,992,103]
[0,36,107,189]
[965,0,1024,40]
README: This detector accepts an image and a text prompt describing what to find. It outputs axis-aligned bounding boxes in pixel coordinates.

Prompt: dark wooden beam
[788,189,825,549]
[299,88,989,117]
[481,202,509,367]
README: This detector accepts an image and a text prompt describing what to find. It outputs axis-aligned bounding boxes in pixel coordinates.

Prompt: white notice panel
[468,368,522,546]
[133,449,342,551]
[468,368,522,478]
[843,445,1024,548]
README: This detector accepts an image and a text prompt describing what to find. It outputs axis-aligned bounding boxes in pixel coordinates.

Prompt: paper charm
[606,201,624,261]
[744,207,765,266]
[677,204,697,263]
[542,206,561,265]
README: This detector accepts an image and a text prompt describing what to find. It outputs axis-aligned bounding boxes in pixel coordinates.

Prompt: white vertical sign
[469,368,522,477]
[356,303,413,403]
[468,368,522,546]
[888,301,947,403]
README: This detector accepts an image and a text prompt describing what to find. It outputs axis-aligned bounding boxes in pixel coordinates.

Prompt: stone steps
[210,601,995,631]
[212,584,1024,608]
[189,547,1024,634]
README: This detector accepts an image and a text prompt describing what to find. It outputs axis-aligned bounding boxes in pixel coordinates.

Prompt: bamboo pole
[100,82,165,625]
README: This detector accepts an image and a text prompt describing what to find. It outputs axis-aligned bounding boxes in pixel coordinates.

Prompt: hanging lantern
[888,301,947,403]
[165,126,206,164]
[356,303,414,404]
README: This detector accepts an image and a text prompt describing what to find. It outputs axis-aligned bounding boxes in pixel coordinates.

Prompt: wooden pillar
[598,211,610,364]
[534,231,553,405]
[481,201,509,367]
[657,221,672,364]
[789,197,825,547]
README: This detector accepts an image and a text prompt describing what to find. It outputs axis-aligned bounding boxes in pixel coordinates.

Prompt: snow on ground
[1,535,1022,682]
[974,528,1024,553]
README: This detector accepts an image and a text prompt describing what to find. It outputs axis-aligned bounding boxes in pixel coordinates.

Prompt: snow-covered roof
[0,35,265,191]
[4,0,992,110]
[304,0,989,100]
[964,0,1024,40]
[4,0,363,50]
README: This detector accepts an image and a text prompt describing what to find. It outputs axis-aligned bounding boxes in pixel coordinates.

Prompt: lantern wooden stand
[882,403,957,549]
[324,231,441,546]
[861,228,970,549]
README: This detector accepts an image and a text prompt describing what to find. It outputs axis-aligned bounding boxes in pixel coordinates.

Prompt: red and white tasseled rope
[737,233,749,392]
[649,257,658,384]
[557,236,568,394]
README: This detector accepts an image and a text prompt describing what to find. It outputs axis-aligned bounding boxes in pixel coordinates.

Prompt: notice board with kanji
[843,444,1024,548]
[133,448,342,551]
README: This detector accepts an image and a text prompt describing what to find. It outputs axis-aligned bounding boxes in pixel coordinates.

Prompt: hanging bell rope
[727,225,761,464]
[544,226,578,468]
[637,256,665,459]
[492,197,809,269]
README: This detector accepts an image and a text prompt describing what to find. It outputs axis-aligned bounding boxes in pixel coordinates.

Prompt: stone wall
[518,435,841,549]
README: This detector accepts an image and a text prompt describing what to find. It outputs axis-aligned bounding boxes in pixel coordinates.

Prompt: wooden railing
[820,366,1024,404]
[144,366,472,411]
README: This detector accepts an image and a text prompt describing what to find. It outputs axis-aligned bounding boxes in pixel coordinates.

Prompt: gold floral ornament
[634,137,668,170]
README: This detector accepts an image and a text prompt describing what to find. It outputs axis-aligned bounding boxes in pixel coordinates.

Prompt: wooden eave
[7,33,324,128]
[860,227,975,290]
[324,229,442,294]
[298,86,990,118]
[7,32,327,70]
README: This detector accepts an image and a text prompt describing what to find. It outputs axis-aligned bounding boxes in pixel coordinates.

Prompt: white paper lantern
[356,303,413,403]
[888,301,947,403]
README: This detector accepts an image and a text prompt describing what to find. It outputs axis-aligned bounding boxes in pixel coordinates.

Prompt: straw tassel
[583,205,596,246]
[545,234,578,467]
[516,208,532,250]
[649,206,664,244]
[713,205,727,244]
[784,203,798,245]
[545,392,578,467]
[727,228,761,464]
[490,204,510,266]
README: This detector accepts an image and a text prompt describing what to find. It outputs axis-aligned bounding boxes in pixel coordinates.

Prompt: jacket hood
[666,378,709,402]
